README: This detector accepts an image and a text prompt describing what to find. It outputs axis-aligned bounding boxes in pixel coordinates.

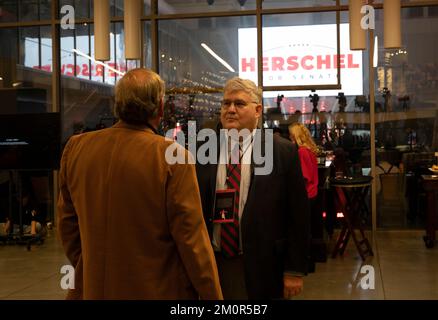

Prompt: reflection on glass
[112,0,124,17]
[263,0,339,9]
[59,0,90,19]
[159,93,223,137]
[0,1,17,22]
[372,7,438,228]
[373,7,438,151]
[60,24,121,142]
[159,16,255,86]
[0,27,52,112]
[0,0,51,22]
[75,24,91,80]
[60,28,75,77]
[144,0,151,15]
[142,22,152,69]
[158,16,255,129]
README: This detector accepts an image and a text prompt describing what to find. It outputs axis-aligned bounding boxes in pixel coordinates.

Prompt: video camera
[336,92,347,112]
[276,94,284,109]
[309,90,319,112]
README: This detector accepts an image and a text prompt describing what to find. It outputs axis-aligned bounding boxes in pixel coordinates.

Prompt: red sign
[241,54,360,72]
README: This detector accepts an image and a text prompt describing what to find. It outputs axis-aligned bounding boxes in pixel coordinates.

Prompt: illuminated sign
[238,24,364,97]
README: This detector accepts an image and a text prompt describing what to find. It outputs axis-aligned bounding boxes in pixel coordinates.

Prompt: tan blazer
[57,121,222,300]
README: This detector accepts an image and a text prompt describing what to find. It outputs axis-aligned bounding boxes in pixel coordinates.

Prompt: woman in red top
[288,123,318,199]
[289,123,323,272]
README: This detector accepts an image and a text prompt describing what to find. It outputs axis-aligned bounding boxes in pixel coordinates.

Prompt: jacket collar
[112,120,156,134]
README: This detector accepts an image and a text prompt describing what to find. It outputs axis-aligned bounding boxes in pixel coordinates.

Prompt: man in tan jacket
[57,68,222,300]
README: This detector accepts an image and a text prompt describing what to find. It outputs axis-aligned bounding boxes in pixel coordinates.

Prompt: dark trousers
[309,197,327,268]
[214,252,248,300]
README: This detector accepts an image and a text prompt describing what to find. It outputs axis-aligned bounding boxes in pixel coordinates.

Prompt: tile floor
[0,229,437,300]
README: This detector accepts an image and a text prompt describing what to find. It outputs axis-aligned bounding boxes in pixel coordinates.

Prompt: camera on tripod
[309,90,319,113]
[336,92,347,112]
[276,94,284,109]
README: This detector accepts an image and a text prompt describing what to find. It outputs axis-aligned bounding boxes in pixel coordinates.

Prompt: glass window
[61,23,121,142]
[144,0,151,15]
[428,6,438,17]
[403,7,424,18]
[158,16,256,130]
[0,1,18,22]
[263,0,339,9]
[40,0,52,20]
[0,27,55,220]
[372,0,424,3]
[111,0,124,17]
[374,7,438,228]
[159,92,224,137]
[75,23,91,80]
[0,27,53,113]
[59,0,90,19]
[0,0,51,22]
[263,12,371,221]
[60,28,75,78]
[112,22,125,84]
[158,0,256,15]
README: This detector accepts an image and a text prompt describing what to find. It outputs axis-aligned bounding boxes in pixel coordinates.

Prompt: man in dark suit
[196,77,310,299]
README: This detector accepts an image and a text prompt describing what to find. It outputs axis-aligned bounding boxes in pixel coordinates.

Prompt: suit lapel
[242,130,266,223]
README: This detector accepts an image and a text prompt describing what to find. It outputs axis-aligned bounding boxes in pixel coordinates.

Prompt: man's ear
[158,98,164,118]
[255,103,263,128]
[255,103,262,117]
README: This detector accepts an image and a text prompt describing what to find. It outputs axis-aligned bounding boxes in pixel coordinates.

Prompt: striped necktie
[221,144,241,258]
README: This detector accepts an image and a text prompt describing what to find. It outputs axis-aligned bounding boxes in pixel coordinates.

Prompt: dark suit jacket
[196,130,310,299]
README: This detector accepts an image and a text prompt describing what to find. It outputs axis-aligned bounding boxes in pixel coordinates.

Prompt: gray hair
[114,68,165,125]
[224,77,262,105]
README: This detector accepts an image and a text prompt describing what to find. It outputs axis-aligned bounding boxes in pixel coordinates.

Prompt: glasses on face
[221,99,258,110]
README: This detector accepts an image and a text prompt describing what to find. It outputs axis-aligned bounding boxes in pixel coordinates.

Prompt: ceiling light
[72,48,125,76]
[201,43,235,72]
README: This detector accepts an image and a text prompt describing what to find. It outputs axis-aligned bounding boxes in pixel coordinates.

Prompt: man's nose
[227,103,237,112]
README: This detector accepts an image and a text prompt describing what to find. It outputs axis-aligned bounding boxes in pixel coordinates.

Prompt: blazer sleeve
[57,136,82,268]
[166,147,223,300]
[285,143,311,274]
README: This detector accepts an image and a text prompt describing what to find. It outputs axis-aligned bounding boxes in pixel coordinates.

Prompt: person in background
[273,127,283,137]
[57,68,222,300]
[289,123,322,272]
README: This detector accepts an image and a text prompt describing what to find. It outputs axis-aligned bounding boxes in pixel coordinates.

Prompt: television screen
[0,113,61,170]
